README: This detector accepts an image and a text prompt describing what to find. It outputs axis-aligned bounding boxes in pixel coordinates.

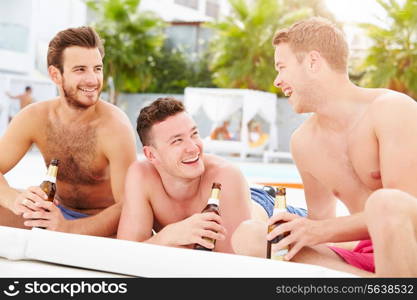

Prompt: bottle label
[271,248,288,260]
[43,175,56,184]
[272,207,286,216]
[207,197,219,206]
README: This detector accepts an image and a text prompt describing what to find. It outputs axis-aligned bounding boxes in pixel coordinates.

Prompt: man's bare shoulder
[97,100,132,126]
[203,154,243,179]
[290,115,316,159]
[128,159,159,181]
[12,98,58,122]
[371,89,416,109]
[96,100,136,140]
[369,89,417,123]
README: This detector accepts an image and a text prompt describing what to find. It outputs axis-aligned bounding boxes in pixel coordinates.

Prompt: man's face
[148,112,205,179]
[273,43,317,114]
[60,46,103,109]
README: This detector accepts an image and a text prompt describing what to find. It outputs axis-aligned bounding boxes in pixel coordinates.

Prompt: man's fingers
[23,211,49,220]
[202,212,222,224]
[201,228,225,241]
[23,219,49,228]
[267,222,291,241]
[196,236,216,249]
[19,198,38,211]
[203,221,226,235]
[268,212,298,225]
[285,242,303,261]
[27,186,48,200]
[32,199,54,211]
[274,234,293,252]
[19,206,33,215]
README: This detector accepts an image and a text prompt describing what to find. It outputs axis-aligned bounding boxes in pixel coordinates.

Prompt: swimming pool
[237,162,301,183]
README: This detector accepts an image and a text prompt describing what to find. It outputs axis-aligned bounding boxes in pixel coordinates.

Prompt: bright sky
[324,0,387,25]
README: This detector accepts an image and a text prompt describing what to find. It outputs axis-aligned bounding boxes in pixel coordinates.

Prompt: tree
[146,46,216,94]
[208,0,314,93]
[289,0,339,24]
[359,0,417,99]
[86,0,165,104]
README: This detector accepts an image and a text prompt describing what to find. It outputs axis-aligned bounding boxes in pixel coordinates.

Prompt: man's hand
[159,212,227,249]
[11,186,47,215]
[267,212,323,261]
[16,187,69,232]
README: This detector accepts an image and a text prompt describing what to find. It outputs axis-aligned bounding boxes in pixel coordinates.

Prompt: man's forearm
[67,202,122,237]
[0,175,19,211]
[320,212,370,243]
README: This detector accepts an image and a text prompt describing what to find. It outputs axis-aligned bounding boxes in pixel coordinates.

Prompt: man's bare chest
[151,185,212,232]
[38,122,108,185]
[306,124,382,198]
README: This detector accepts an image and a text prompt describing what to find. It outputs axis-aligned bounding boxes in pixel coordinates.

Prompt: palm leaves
[207,0,335,92]
[360,0,417,99]
[86,0,165,103]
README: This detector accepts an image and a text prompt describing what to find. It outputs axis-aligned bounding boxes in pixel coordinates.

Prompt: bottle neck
[44,165,58,183]
[207,188,220,205]
[273,194,286,213]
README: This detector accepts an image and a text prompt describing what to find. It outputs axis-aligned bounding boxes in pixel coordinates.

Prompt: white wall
[0,0,87,76]
[0,0,34,73]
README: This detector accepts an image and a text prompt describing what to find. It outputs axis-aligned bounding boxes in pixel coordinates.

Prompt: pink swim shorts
[329,240,375,273]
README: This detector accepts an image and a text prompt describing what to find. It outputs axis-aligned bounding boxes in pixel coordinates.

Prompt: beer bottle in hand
[194,182,221,251]
[40,159,59,202]
[267,187,289,260]
[264,186,276,259]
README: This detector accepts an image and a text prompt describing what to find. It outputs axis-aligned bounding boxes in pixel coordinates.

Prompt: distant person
[210,120,232,140]
[248,120,268,148]
[6,86,33,122]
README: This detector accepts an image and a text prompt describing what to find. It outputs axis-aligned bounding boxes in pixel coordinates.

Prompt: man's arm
[374,94,417,196]
[117,162,154,242]
[5,92,20,100]
[0,108,35,212]
[212,163,252,252]
[267,127,368,260]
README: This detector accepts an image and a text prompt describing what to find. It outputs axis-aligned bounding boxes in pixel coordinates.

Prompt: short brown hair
[47,26,104,73]
[137,97,185,146]
[272,17,348,72]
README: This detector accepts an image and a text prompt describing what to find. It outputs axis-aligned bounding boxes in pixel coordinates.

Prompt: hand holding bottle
[157,212,226,248]
[11,186,49,215]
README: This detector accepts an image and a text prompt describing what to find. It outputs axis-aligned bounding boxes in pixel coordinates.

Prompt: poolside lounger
[0,226,354,278]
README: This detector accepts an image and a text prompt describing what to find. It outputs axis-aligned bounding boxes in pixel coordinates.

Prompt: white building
[139,0,229,58]
[0,0,87,135]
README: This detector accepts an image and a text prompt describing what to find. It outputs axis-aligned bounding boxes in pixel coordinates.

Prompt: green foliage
[208,0,317,93]
[146,46,216,94]
[359,0,417,99]
[86,0,165,103]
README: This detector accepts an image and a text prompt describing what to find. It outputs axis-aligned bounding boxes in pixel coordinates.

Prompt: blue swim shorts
[250,187,307,218]
[57,204,89,220]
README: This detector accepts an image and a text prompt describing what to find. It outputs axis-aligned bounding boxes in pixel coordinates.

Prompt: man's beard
[62,78,101,110]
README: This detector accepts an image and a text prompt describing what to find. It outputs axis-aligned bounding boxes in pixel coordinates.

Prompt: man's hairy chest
[41,121,107,185]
